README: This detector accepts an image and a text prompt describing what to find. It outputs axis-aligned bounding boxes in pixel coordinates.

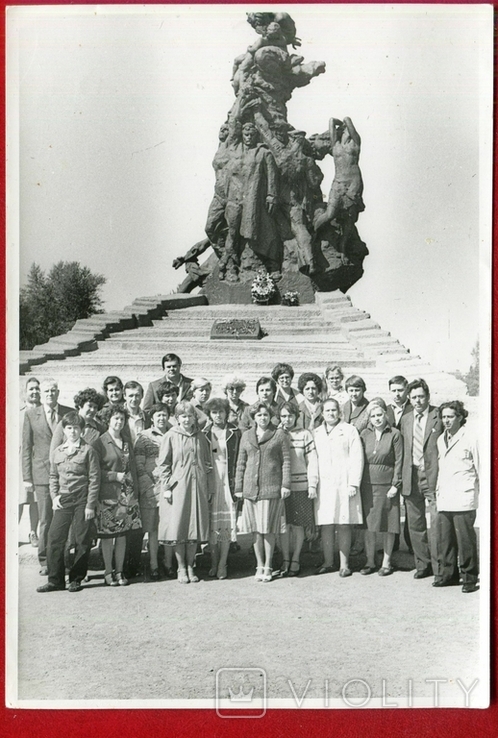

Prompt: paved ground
[14,521,483,708]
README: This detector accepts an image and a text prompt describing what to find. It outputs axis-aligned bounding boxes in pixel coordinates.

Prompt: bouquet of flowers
[281,290,300,307]
[251,269,277,304]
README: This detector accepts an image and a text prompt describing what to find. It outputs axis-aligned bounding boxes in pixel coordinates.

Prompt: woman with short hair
[359,399,403,576]
[93,405,141,586]
[222,374,249,426]
[190,377,212,430]
[51,387,106,451]
[235,403,291,582]
[342,375,370,433]
[279,402,318,576]
[203,397,241,579]
[96,376,125,428]
[271,363,302,409]
[323,365,348,407]
[239,376,280,431]
[314,399,364,577]
[157,401,214,584]
[297,372,324,430]
[134,403,172,580]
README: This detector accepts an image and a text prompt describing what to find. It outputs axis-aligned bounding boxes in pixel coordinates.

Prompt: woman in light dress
[314,398,364,577]
[279,402,318,576]
[202,398,241,580]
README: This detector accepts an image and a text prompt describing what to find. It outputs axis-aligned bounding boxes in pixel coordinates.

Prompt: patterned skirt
[96,497,142,538]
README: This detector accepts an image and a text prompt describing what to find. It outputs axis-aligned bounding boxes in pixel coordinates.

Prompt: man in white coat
[433,401,479,594]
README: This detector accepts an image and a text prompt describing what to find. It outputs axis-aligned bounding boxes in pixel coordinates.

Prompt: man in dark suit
[143,353,192,414]
[386,375,412,429]
[22,379,72,574]
[400,378,443,579]
[386,374,413,553]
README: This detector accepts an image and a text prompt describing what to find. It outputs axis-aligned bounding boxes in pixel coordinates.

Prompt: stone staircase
[20,292,466,406]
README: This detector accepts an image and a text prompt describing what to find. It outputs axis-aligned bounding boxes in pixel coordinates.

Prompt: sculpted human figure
[253,110,323,276]
[219,121,281,282]
[205,119,242,246]
[314,117,364,257]
[232,21,289,94]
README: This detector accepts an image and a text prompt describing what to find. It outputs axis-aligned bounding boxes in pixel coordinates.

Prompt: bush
[20,261,106,350]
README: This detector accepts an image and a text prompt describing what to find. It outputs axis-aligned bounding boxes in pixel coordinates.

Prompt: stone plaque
[210,318,264,340]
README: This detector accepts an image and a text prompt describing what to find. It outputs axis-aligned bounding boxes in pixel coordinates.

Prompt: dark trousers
[404,467,439,574]
[34,485,53,566]
[124,528,144,577]
[46,494,93,588]
[436,510,478,584]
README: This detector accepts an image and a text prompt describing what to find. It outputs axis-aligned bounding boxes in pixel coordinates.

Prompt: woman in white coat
[314,398,364,577]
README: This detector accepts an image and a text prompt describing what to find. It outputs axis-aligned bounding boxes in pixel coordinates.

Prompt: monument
[173,11,369,304]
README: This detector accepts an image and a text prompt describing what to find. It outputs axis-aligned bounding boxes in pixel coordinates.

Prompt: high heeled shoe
[280,560,290,577]
[288,561,300,577]
[217,564,228,580]
[115,572,129,586]
[187,566,199,583]
[262,567,273,583]
[255,567,265,581]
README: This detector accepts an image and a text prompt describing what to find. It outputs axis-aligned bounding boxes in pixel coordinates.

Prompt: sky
[8,4,492,373]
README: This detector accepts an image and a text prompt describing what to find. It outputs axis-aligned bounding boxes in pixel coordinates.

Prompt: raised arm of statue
[329,118,346,149]
[172,238,211,269]
[343,116,361,147]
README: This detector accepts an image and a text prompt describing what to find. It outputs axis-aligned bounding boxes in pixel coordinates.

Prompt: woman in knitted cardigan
[235,403,291,582]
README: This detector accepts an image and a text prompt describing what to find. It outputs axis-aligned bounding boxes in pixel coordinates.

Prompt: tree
[20,261,106,350]
[454,340,479,396]
[464,341,479,396]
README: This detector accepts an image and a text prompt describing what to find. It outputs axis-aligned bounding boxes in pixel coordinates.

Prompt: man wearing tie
[22,378,72,574]
[400,378,443,579]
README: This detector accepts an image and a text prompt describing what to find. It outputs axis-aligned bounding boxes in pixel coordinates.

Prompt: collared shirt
[44,404,58,430]
[390,400,408,428]
[62,438,82,455]
[127,409,146,446]
[412,405,429,465]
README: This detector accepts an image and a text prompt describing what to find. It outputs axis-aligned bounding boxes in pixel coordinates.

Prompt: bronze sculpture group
[174,11,368,295]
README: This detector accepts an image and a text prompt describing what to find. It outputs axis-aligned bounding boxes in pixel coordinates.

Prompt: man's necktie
[413,414,424,466]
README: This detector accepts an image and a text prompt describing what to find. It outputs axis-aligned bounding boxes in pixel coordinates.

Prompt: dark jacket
[238,401,281,433]
[400,405,443,496]
[360,424,404,488]
[235,427,291,501]
[203,423,241,500]
[296,400,324,431]
[22,403,73,485]
[342,397,370,434]
[143,374,193,414]
[92,431,139,502]
[386,402,413,429]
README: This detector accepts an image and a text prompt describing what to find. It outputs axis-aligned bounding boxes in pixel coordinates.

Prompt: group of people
[20,352,480,595]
